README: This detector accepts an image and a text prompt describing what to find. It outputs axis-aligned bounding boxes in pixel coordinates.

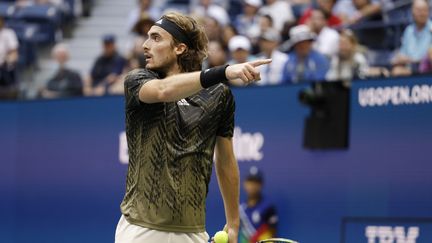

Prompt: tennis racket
[257,238,299,243]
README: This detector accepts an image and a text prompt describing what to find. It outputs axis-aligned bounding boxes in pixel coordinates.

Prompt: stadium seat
[0,2,15,19]
[13,4,62,44]
[6,21,38,66]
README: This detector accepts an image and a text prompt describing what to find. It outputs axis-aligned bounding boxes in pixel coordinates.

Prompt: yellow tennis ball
[214,230,228,243]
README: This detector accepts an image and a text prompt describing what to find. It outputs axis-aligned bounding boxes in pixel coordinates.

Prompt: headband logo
[156,19,163,24]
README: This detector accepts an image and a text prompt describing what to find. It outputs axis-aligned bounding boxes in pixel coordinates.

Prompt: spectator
[132,13,155,39]
[281,25,329,83]
[126,0,160,32]
[308,8,339,58]
[258,0,295,32]
[248,15,275,49]
[228,35,257,86]
[228,35,256,64]
[326,30,369,81]
[39,43,83,98]
[259,15,274,33]
[298,0,342,27]
[204,40,227,69]
[419,47,432,74]
[392,0,431,76]
[84,34,127,96]
[203,16,223,42]
[234,0,262,38]
[239,166,278,243]
[256,29,288,85]
[192,0,230,26]
[0,16,19,99]
[222,24,239,52]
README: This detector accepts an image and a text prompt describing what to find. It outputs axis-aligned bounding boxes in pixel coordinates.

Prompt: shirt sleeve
[124,69,159,109]
[216,86,236,138]
[6,29,18,50]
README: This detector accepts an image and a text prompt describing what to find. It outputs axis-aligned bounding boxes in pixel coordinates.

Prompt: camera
[299,82,350,149]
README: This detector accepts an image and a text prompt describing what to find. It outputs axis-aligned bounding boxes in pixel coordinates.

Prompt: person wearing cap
[234,0,262,38]
[239,166,278,243]
[84,34,127,96]
[115,12,272,243]
[256,28,288,85]
[228,35,256,65]
[281,25,329,83]
[228,35,260,87]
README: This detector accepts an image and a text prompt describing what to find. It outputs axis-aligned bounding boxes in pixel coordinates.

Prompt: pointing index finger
[249,59,272,67]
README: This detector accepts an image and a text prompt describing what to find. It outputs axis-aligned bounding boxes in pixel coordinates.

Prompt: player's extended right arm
[138,59,272,103]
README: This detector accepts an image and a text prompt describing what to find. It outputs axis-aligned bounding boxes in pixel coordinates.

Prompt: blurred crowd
[1,0,432,99]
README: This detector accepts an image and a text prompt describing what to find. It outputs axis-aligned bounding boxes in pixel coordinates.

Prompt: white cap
[289,25,316,46]
[228,35,252,52]
[244,0,262,8]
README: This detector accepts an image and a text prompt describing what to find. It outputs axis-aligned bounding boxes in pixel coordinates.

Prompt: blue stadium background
[1,76,432,243]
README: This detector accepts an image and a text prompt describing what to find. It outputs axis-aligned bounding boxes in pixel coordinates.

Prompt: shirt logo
[177,99,190,106]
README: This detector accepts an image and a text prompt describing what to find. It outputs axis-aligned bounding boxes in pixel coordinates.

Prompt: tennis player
[115,12,271,243]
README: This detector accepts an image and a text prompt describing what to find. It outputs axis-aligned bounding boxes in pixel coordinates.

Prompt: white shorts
[115,215,210,243]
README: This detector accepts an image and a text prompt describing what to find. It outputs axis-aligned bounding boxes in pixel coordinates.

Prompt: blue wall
[1,76,432,243]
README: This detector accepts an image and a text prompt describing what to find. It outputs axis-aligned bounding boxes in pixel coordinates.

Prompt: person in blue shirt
[392,0,431,76]
[281,25,329,84]
[239,166,278,243]
[85,34,127,96]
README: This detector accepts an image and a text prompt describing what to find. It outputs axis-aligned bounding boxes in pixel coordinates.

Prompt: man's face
[317,0,334,14]
[231,49,250,64]
[243,180,262,198]
[413,1,430,27]
[294,40,313,58]
[54,49,69,65]
[244,4,258,15]
[208,41,226,66]
[103,42,116,56]
[259,39,277,54]
[143,26,179,73]
[310,10,326,32]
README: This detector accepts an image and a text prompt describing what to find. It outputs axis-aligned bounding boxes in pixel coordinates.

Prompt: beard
[146,56,178,78]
